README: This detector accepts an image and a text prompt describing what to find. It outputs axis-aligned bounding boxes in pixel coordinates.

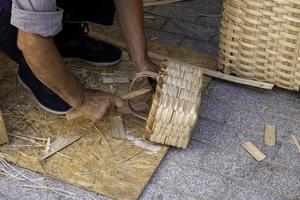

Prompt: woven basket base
[144,61,203,148]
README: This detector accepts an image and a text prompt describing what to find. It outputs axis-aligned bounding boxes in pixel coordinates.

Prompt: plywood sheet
[0,30,217,199]
[143,0,185,7]
[0,52,167,200]
[90,24,217,90]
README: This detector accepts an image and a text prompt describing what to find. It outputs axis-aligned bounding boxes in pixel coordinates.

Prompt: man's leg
[0,0,72,114]
[0,0,23,63]
[3,0,123,120]
[54,0,122,67]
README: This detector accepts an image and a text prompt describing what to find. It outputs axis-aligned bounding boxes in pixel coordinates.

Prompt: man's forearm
[114,0,146,65]
[17,30,83,109]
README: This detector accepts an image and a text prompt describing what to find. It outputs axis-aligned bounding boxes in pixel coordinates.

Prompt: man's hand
[78,89,125,122]
[17,31,125,122]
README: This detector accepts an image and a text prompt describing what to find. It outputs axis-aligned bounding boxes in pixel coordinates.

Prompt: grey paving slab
[192,117,240,150]
[162,19,218,41]
[263,96,300,120]
[229,184,288,200]
[194,118,280,160]
[196,16,222,29]
[152,163,231,200]
[226,106,290,141]
[200,95,233,122]
[143,6,154,13]
[167,139,210,166]
[201,146,274,186]
[140,182,184,200]
[177,0,223,15]
[272,87,300,101]
[149,141,208,186]
[208,80,300,122]
[145,28,183,46]
[206,80,273,111]
[144,16,168,30]
[289,122,300,139]
[272,141,300,169]
[180,37,218,54]
[150,4,199,23]
[1,1,300,200]
[210,33,220,45]
[269,168,300,199]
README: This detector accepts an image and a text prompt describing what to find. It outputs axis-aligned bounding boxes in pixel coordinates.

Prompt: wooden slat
[144,0,184,7]
[291,135,300,153]
[264,124,276,146]
[0,110,9,145]
[66,89,152,121]
[102,76,129,84]
[40,136,80,160]
[110,116,127,140]
[122,88,152,100]
[88,30,274,90]
[241,141,266,161]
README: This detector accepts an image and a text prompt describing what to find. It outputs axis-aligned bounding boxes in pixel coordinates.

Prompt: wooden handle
[66,88,152,121]
[122,88,152,100]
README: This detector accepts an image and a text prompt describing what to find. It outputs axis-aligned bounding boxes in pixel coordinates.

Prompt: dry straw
[218,0,300,91]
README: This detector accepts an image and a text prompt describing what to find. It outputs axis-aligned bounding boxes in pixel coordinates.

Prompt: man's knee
[11,0,63,37]
[16,31,44,56]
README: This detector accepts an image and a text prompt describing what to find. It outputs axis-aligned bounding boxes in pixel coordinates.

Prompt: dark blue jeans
[0,0,23,63]
[0,0,115,64]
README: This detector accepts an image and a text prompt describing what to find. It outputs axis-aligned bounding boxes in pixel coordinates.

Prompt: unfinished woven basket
[218,0,300,91]
[130,60,203,148]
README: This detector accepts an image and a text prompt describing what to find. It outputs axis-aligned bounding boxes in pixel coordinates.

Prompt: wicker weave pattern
[218,0,300,90]
[145,61,202,148]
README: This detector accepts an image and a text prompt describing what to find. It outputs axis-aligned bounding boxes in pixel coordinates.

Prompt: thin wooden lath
[143,0,185,7]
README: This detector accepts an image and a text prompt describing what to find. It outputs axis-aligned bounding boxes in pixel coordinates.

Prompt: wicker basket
[130,61,203,148]
[218,0,300,91]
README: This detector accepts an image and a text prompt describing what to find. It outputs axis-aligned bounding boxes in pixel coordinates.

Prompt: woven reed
[218,0,300,91]
[143,61,203,148]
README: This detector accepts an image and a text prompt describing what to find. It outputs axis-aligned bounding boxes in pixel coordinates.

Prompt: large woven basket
[218,0,300,91]
[130,61,203,148]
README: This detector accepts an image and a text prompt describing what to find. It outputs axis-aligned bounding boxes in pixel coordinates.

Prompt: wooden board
[0,52,167,200]
[0,34,216,200]
[143,0,185,7]
[89,23,218,90]
[110,116,127,140]
[88,24,274,90]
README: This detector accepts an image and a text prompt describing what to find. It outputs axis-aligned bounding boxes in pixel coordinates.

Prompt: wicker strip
[142,61,203,148]
[218,0,300,91]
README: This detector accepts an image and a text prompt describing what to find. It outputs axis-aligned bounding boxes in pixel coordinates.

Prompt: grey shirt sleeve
[10,0,63,37]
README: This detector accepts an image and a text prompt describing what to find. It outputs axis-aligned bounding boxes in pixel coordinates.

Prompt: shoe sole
[63,57,122,67]
[17,75,73,115]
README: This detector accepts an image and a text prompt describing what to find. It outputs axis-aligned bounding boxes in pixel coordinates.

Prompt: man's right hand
[77,89,125,122]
